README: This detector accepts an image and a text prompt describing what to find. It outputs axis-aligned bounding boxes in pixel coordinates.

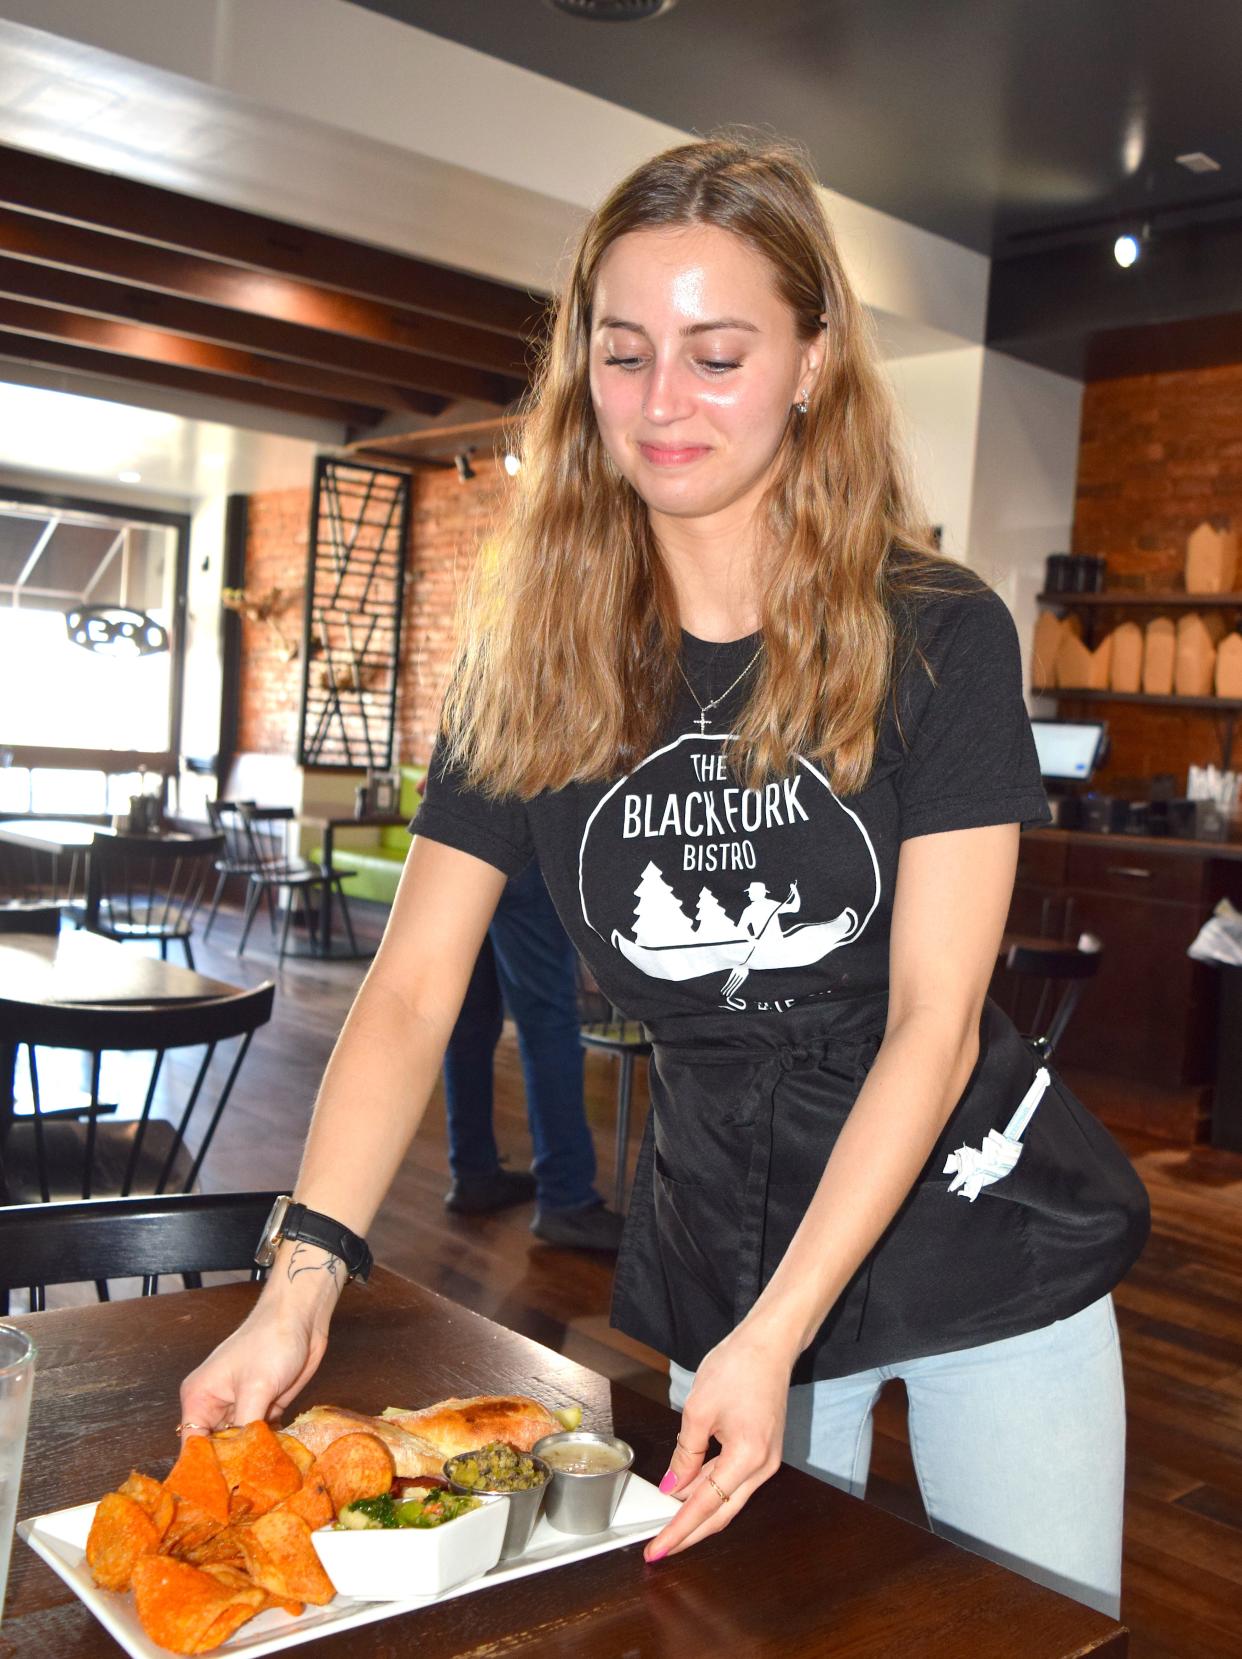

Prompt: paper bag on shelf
[1185,521,1238,594]
[1142,617,1176,695]
[1054,631,1110,690]
[1109,621,1143,693]
[1216,633,1242,698]
[1031,612,1065,689]
[1054,632,1092,689]
[1174,613,1217,696]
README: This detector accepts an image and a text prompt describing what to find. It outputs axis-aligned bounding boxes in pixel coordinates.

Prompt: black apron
[610,996,1150,1381]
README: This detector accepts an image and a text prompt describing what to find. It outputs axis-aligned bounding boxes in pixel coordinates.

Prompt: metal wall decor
[297,458,411,770]
[65,604,169,657]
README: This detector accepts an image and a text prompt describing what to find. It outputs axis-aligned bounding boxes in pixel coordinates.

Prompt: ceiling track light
[544,0,678,20]
[454,451,477,483]
[1113,220,1152,269]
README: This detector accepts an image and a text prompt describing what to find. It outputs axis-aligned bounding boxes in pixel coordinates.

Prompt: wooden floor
[22,900,1242,1654]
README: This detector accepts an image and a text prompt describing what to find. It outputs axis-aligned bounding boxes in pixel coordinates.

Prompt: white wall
[883,346,985,564]
[967,350,1084,706]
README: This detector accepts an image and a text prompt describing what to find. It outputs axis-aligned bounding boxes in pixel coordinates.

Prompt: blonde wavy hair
[443,132,963,798]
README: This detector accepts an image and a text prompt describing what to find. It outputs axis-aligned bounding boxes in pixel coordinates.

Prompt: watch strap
[281,1202,373,1282]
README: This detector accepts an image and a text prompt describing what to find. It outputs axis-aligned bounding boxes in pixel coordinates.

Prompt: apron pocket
[653,1152,742,1345]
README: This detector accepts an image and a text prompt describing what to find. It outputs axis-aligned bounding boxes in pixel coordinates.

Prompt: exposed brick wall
[396,456,506,766]
[1069,365,1242,788]
[236,459,506,768]
[236,488,309,757]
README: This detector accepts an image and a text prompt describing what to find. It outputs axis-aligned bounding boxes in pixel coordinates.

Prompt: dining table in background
[4,1267,1129,1657]
[302,811,410,954]
[0,818,201,917]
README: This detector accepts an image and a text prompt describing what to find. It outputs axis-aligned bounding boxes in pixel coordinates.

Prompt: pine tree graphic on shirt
[692,886,736,942]
[631,861,695,945]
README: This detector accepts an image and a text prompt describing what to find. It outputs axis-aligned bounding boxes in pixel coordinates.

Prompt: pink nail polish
[658,1470,678,1494]
[646,1546,667,1563]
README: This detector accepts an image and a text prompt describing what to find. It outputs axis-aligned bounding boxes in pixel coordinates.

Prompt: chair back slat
[999,932,1103,1059]
[0,904,61,935]
[0,986,275,1263]
[0,981,276,1049]
[0,1192,282,1293]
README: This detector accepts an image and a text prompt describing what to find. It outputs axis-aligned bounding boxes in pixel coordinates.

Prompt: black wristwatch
[255,1196,373,1282]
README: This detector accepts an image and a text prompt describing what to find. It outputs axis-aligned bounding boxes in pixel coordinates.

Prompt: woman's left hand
[643,1323,793,1561]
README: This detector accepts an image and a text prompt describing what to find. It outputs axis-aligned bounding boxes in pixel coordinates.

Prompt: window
[0,488,189,811]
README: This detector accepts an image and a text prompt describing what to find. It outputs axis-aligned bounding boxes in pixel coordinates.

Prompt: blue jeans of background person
[669,1294,1125,1619]
[443,860,600,1214]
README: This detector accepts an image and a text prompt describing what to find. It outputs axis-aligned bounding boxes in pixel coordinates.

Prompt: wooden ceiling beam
[0,144,545,339]
[0,296,447,417]
[0,332,374,427]
[0,253,525,407]
[0,207,531,378]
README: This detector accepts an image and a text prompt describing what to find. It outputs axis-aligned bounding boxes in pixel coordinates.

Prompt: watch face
[255,1195,292,1267]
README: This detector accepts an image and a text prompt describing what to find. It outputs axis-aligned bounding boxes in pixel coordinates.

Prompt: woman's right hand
[178,1274,337,1441]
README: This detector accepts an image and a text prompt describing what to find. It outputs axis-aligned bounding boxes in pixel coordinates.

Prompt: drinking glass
[0,1325,36,1628]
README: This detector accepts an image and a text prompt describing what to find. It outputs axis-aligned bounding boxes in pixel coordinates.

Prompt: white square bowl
[311,1495,508,1600]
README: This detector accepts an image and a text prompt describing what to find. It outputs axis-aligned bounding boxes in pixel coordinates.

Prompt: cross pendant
[694,710,711,735]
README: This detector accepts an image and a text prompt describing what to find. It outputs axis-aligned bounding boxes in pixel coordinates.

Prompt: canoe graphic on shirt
[610,906,859,983]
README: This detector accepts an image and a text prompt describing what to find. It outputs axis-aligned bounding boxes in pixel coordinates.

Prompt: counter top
[1029,826,1242,862]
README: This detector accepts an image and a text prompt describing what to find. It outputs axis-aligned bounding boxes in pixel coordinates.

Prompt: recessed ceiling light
[545,0,678,20]
[118,470,142,483]
[1176,152,1221,174]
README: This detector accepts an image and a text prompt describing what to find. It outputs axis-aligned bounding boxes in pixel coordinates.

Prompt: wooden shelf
[1037,590,1242,607]
[1031,687,1242,711]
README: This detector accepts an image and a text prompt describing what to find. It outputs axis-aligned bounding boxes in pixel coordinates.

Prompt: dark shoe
[530,1203,625,1252]
[444,1167,536,1215]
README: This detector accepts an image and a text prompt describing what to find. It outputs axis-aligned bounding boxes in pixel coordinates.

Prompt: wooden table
[0,928,239,1011]
[3,1270,1129,1656]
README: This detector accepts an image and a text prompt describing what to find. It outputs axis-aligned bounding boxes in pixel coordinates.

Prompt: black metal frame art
[297,458,410,769]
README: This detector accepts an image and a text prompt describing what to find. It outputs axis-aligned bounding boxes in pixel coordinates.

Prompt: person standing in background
[442,859,624,1252]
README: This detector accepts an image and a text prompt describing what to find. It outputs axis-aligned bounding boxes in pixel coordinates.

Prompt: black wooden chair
[203,799,269,942]
[0,1190,280,1313]
[236,805,357,961]
[999,931,1103,1060]
[85,831,225,969]
[0,982,275,1210]
[575,957,650,1210]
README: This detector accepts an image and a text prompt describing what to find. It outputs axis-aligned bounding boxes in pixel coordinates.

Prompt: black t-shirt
[413,580,1051,1029]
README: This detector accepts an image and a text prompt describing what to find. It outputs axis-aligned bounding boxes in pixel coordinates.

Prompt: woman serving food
[181,133,1148,1618]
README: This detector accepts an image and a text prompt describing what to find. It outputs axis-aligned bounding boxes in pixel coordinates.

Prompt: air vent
[1175,152,1221,174]
[545,0,679,20]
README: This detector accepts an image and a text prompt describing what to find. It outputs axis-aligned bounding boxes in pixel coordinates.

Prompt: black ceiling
[344,0,1242,380]
[344,0,1242,257]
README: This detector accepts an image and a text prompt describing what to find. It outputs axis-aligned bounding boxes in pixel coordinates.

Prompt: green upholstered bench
[309,764,425,908]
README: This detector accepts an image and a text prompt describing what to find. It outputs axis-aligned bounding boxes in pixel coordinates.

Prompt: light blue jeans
[669,1293,1125,1619]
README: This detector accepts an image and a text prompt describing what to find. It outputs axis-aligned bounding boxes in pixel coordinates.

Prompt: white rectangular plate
[19,1476,680,1659]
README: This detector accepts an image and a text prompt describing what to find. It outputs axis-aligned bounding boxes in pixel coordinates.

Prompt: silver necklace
[675,643,763,735]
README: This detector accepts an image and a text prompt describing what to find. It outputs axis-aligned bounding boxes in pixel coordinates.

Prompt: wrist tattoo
[287,1242,340,1284]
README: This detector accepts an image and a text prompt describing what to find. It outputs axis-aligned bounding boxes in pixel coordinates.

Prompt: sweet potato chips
[85,1422,394,1654]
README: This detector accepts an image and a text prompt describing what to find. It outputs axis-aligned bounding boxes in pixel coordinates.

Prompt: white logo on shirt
[579,733,880,1009]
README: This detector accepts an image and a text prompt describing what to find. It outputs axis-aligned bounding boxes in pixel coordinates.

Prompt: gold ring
[675,1436,707,1456]
[176,1421,229,1436]
[706,1474,730,1504]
